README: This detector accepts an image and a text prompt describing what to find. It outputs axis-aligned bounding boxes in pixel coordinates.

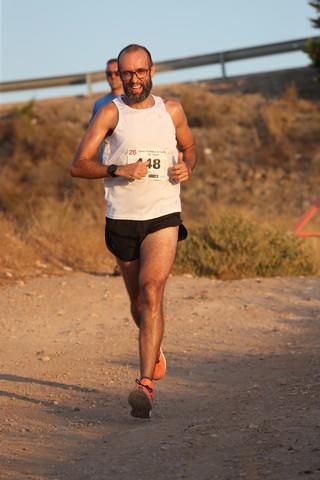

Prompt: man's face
[119,50,153,104]
[105,61,122,90]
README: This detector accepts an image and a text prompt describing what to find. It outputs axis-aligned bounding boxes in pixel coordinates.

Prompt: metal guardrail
[1,36,319,94]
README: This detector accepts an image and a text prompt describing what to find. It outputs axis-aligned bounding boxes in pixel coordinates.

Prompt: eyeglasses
[120,68,150,81]
[106,70,120,78]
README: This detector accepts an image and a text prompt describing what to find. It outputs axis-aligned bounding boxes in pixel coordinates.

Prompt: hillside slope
[0,68,319,283]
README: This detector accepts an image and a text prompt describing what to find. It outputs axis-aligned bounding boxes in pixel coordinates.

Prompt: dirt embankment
[0,67,319,284]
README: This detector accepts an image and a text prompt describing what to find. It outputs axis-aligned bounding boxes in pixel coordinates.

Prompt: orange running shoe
[128,378,154,418]
[153,348,167,381]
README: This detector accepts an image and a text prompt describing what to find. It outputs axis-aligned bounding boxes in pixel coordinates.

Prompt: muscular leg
[116,259,141,327]
[138,226,178,379]
[117,226,178,379]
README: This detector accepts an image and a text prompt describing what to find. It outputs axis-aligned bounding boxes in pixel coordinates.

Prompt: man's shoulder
[162,97,181,106]
[92,93,118,116]
[94,93,116,109]
[151,95,181,110]
[162,97,183,115]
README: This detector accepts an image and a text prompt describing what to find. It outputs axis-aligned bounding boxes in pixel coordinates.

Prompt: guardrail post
[220,52,227,79]
[86,73,92,97]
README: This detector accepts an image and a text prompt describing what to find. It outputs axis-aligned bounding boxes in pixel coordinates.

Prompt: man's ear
[150,64,156,78]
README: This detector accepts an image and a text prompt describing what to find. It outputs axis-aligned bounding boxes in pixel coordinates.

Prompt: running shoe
[128,378,154,418]
[153,348,167,381]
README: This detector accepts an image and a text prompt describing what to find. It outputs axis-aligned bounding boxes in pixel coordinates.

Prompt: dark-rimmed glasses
[120,68,150,81]
[106,70,120,78]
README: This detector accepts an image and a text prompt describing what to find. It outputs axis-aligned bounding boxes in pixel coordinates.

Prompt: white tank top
[103,95,181,220]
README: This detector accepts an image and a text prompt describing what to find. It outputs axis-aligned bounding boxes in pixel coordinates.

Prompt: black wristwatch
[107,164,118,178]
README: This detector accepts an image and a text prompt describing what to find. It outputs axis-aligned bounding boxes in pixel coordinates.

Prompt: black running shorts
[105,212,188,262]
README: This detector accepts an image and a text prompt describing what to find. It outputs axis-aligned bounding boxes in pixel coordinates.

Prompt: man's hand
[168,152,191,183]
[117,160,148,180]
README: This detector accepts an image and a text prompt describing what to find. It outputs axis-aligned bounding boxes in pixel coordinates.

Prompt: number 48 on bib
[127,148,169,180]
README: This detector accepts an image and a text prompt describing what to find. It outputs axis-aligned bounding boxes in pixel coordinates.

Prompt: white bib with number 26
[127,148,169,181]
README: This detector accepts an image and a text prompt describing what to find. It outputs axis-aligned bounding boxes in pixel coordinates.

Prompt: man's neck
[111,87,124,96]
[123,94,155,110]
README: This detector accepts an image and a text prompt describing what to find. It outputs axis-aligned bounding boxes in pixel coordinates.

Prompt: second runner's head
[105,58,123,93]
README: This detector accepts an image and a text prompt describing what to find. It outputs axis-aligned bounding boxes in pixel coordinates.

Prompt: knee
[140,279,164,307]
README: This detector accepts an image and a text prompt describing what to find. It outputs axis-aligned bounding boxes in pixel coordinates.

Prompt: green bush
[175,211,316,279]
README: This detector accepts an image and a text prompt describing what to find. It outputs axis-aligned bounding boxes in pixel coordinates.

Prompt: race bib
[127,148,169,180]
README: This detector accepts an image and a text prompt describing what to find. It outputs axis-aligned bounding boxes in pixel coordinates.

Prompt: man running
[91,58,124,119]
[71,44,196,418]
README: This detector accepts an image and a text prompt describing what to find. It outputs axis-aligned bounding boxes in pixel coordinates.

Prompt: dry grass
[0,81,319,283]
[175,209,316,279]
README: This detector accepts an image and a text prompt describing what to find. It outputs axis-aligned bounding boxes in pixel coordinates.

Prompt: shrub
[306,37,320,68]
[175,211,315,279]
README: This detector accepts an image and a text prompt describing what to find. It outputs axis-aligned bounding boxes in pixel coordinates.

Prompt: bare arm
[165,99,197,183]
[70,103,148,180]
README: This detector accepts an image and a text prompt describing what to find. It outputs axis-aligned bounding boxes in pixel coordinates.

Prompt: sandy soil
[0,273,320,480]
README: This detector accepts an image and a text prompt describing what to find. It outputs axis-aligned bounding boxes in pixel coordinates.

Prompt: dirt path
[0,273,320,480]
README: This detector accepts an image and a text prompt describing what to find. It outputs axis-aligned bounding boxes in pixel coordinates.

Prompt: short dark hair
[107,58,117,65]
[117,44,153,67]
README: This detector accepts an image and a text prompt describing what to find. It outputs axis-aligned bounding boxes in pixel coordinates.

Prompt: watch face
[108,164,117,177]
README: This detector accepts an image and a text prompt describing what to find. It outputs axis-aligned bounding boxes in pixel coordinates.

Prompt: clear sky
[0,0,317,103]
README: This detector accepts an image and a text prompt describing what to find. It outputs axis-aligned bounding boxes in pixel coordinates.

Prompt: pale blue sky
[0,0,317,103]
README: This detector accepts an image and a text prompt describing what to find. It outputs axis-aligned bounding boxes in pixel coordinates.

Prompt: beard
[124,78,153,104]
